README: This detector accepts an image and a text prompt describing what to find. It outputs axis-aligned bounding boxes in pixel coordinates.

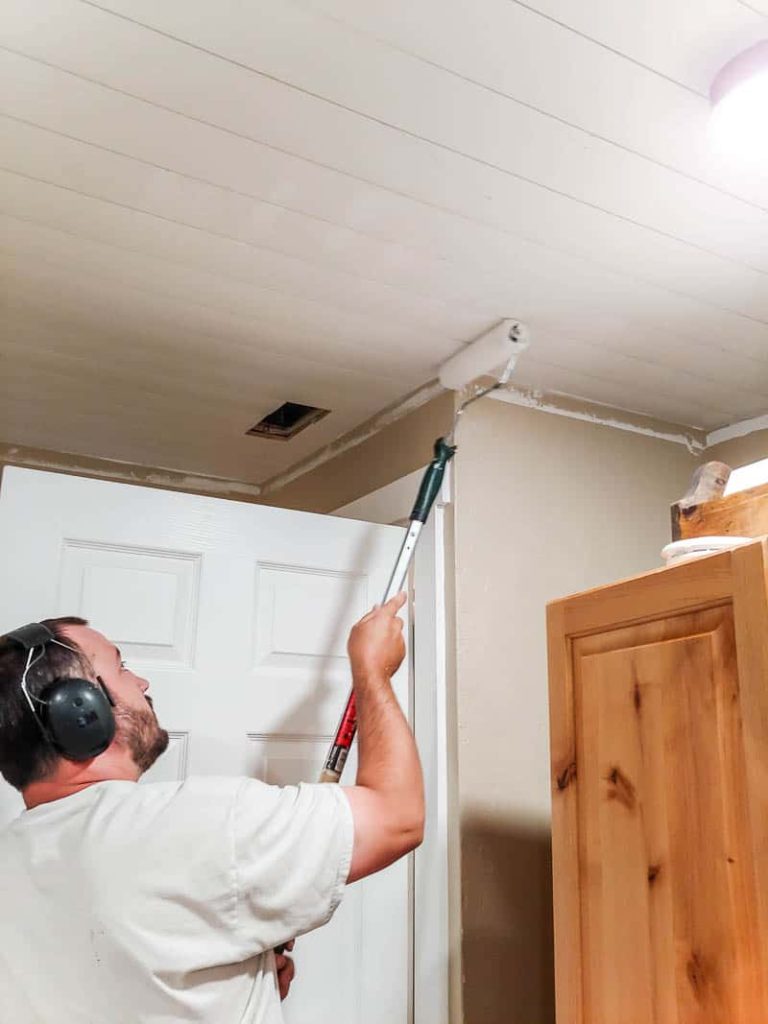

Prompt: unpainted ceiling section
[1,0,768,484]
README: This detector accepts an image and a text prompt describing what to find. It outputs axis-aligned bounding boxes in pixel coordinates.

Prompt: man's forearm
[342,594,423,881]
[353,671,424,837]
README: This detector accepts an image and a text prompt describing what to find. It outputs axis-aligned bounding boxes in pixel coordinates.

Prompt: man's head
[0,618,168,792]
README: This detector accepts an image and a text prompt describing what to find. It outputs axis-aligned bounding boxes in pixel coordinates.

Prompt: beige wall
[452,398,695,1023]
[707,428,768,471]
[259,392,454,512]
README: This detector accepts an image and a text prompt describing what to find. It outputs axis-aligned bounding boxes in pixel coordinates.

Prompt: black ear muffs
[39,677,116,760]
[5,622,116,762]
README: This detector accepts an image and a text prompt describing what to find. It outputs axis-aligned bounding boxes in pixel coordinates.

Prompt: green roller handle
[409,438,457,523]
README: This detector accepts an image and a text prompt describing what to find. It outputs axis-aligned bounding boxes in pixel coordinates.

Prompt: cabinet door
[548,541,768,1024]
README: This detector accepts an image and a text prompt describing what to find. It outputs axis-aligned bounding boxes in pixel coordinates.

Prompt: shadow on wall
[461,813,555,1024]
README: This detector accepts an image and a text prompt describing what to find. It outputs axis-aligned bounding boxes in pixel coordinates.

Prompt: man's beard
[113,700,169,774]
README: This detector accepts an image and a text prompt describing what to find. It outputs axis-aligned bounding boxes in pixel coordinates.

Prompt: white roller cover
[438,320,530,391]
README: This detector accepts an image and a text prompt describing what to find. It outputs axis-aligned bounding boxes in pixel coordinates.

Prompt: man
[0,593,423,1022]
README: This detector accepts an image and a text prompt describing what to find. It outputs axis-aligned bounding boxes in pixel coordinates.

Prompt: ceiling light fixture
[710,40,768,160]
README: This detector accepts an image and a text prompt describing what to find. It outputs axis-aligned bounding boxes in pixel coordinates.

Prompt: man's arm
[342,593,425,883]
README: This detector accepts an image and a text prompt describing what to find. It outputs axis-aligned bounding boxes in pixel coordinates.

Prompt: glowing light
[709,40,768,161]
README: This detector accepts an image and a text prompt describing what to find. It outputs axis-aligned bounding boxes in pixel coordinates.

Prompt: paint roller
[319,319,531,783]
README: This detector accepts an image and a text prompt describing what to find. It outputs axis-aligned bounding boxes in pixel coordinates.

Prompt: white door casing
[334,469,452,1024]
[0,467,410,1024]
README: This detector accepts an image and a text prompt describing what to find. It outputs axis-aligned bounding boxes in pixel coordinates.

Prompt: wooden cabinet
[547,539,768,1024]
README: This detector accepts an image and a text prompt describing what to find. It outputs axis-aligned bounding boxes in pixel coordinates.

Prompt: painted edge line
[0,443,264,499]
[488,386,707,453]
[706,412,768,449]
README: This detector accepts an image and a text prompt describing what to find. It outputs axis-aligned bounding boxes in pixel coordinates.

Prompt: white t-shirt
[0,776,354,1023]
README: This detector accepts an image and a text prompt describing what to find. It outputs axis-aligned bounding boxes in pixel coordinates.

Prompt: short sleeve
[231,779,354,954]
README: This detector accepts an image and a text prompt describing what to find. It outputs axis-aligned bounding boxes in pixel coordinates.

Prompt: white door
[0,466,410,1024]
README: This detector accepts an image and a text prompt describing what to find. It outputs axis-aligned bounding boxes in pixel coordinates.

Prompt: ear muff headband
[5,622,116,762]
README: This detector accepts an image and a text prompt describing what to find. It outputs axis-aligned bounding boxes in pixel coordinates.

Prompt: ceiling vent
[246,402,330,441]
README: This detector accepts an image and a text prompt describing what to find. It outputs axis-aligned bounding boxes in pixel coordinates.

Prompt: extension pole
[318,438,456,783]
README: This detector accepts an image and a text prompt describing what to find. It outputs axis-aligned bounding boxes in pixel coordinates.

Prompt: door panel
[0,467,410,1024]
[548,543,768,1024]
[576,611,758,1024]
[58,540,201,666]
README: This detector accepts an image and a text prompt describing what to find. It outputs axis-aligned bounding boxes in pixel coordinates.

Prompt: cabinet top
[547,537,767,638]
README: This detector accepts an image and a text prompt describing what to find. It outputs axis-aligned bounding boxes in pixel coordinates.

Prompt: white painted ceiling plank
[0,216,454,373]
[59,0,768,262]
[0,115,478,317]
[0,350,276,439]
[1,305,738,442]
[0,312,412,480]
[4,142,768,382]
[2,257,435,386]
[5,155,768,403]
[2,283,410,413]
[94,0,768,215]
[2,314,402,420]
[7,226,764,434]
[2,299,418,456]
[6,108,768,391]
[6,180,768,396]
[539,321,768,402]
[3,49,768,339]
[572,325,768,391]
[6,117,768,372]
[13,222,765,430]
[512,355,736,431]
[0,0,766,469]
[0,169,482,341]
[1,17,768,352]
[8,241,765,428]
[493,0,767,93]
[529,329,768,419]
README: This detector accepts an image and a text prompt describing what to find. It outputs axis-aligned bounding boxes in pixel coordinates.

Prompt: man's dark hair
[0,617,92,791]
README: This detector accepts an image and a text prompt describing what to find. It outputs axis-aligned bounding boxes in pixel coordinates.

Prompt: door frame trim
[412,499,451,1024]
[334,468,452,1024]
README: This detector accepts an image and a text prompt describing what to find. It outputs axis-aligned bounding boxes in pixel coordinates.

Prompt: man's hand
[347,592,407,681]
[275,941,295,1001]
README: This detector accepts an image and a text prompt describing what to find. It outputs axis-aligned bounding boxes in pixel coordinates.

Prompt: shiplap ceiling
[1,0,768,483]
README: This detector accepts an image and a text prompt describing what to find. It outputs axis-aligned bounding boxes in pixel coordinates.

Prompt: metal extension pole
[318,439,455,783]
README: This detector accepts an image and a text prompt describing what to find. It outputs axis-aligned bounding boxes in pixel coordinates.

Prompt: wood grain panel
[558,548,739,638]
[548,542,768,1022]
[548,601,583,1023]
[672,483,768,542]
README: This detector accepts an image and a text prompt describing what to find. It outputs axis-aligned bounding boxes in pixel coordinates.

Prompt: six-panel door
[0,466,410,1024]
